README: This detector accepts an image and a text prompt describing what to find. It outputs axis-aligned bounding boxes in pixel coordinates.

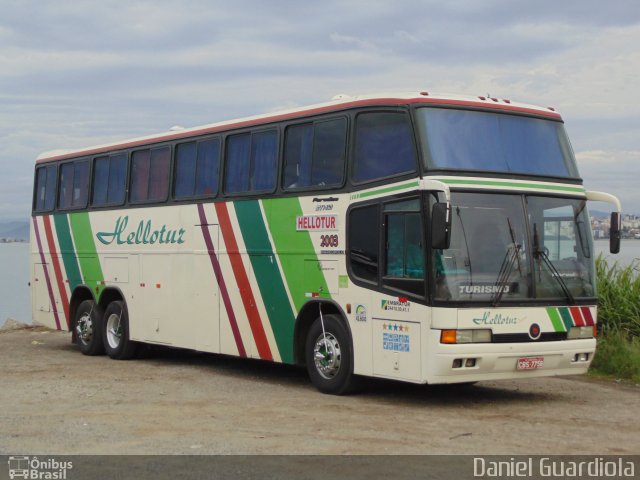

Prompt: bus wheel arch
[293,300,350,365]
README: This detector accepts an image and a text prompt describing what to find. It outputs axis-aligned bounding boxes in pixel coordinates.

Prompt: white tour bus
[31,92,621,394]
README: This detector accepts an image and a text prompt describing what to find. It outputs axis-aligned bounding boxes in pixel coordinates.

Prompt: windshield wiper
[532,223,575,304]
[491,219,522,306]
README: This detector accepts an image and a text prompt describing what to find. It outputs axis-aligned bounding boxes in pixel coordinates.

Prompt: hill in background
[0,220,29,242]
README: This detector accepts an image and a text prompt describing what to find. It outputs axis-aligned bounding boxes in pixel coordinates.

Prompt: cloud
[1,0,639,219]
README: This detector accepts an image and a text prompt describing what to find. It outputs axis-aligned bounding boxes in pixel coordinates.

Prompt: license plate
[517,356,544,370]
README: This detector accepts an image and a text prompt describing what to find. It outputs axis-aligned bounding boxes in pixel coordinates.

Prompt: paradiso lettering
[96,216,186,246]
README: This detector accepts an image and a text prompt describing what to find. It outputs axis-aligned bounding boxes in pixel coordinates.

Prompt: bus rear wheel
[75,299,105,356]
[103,300,138,360]
[305,314,356,395]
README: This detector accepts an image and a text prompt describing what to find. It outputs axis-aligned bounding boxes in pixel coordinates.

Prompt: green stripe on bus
[558,307,575,331]
[546,307,566,332]
[264,197,330,312]
[434,178,585,193]
[234,200,296,363]
[69,212,105,298]
[351,180,420,200]
[53,214,83,290]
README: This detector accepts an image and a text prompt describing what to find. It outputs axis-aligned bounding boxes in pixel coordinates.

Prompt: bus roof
[36,92,562,164]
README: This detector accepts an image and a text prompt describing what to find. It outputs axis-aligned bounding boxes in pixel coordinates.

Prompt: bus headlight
[440,329,492,344]
[567,326,595,339]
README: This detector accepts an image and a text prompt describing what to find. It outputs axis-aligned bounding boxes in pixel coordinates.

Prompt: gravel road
[1,327,638,455]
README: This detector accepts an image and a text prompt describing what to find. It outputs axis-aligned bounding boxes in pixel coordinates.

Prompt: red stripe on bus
[580,307,595,326]
[42,215,70,328]
[197,203,246,357]
[569,307,585,326]
[215,202,273,361]
[32,217,61,330]
[36,97,562,164]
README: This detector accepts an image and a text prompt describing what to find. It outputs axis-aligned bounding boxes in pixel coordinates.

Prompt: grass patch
[590,256,640,383]
[590,332,640,384]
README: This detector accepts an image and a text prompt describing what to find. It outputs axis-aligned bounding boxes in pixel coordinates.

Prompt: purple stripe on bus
[32,217,61,330]
[196,203,246,357]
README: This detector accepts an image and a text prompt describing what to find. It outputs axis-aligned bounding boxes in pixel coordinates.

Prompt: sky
[1,0,639,220]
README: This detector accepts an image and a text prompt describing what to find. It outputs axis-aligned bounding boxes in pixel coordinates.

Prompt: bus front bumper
[424,336,597,384]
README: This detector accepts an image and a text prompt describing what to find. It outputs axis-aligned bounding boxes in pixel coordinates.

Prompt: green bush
[591,332,640,384]
[595,255,640,337]
[591,255,640,382]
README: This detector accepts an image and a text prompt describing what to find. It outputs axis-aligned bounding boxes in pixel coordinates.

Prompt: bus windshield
[416,107,580,178]
[433,193,595,303]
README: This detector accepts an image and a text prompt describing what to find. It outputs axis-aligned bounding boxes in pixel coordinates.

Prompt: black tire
[74,299,105,356]
[103,300,138,360]
[305,314,356,395]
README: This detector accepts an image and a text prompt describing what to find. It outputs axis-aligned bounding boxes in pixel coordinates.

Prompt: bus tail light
[440,329,492,344]
[567,326,594,339]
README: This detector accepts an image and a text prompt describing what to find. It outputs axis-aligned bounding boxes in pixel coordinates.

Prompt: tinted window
[416,108,579,177]
[348,204,379,283]
[353,112,417,183]
[93,154,127,206]
[58,161,89,209]
[224,130,277,194]
[130,147,170,203]
[175,138,220,199]
[283,118,346,189]
[383,199,425,297]
[34,165,57,212]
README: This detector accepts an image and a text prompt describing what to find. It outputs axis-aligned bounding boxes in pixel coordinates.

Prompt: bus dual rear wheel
[305,314,356,395]
[74,299,105,356]
[103,300,138,360]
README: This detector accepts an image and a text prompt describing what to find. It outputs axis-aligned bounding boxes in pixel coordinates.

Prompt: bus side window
[283,118,346,190]
[34,165,57,212]
[58,160,89,210]
[353,112,417,183]
[225,130,277,194]
[175,138,221,199]
[348,204,379,284]
[93,154,128,206]
[130,147,170,203]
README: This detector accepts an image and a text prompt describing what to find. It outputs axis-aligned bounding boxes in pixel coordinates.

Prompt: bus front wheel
[74,299,105,356]
[305,314,355,395]
[103,300,138,360]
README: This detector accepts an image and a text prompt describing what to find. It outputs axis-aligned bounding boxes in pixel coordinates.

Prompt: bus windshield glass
[416,107,580,178]
[433,193,595,303]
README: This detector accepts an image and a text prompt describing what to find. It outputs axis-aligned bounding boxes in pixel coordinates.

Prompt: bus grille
[492,332,567,343]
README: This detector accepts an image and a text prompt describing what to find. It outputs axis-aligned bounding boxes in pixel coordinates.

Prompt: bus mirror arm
[431,202,451,250]
[585,191,622,254]
[420,179,452,250]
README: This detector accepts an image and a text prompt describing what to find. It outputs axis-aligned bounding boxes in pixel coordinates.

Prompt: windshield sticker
[458,283,519,295]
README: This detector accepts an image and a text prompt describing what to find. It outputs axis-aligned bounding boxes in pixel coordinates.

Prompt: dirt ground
[1,326,638,455]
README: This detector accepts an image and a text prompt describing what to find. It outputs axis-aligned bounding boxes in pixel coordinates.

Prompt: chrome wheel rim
[106,312,122,349]
[77,312,93,345]
[313,332,341,379]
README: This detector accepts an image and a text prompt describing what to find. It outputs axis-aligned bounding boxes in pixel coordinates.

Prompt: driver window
[383,198,425,297]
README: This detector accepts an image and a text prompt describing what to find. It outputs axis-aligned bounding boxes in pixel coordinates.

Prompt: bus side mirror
[431,202,451,250]
[610,212,621,254]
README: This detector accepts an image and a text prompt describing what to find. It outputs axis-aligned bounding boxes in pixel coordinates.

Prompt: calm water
[1,240,639,327]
